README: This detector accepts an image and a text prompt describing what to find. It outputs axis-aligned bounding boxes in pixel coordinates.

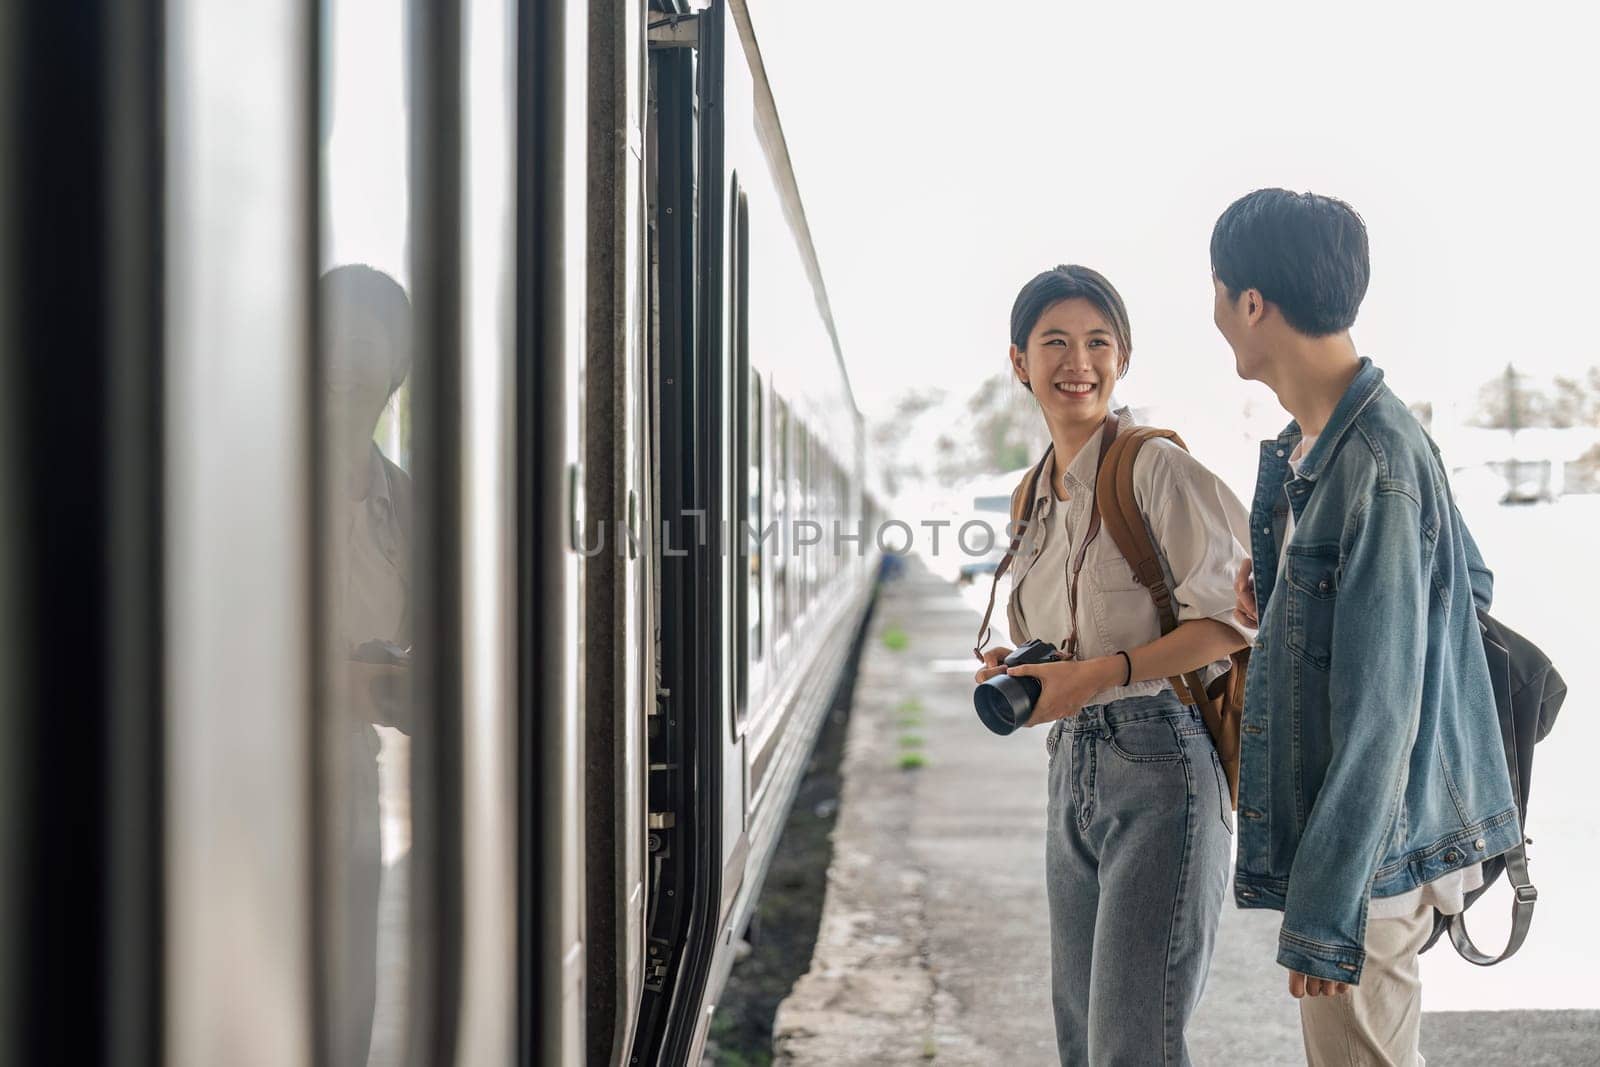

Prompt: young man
[1211,189,1519,1065]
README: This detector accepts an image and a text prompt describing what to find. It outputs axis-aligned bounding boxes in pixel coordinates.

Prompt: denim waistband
[1065,690,1192,733]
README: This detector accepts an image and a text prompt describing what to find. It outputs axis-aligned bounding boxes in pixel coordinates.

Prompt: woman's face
[1010,297,1125,428]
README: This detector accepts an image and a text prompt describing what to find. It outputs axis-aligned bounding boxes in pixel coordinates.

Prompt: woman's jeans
[1045,691,1232,1066]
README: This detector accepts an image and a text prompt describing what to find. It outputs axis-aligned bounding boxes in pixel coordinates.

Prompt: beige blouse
[1007,408,1254,708]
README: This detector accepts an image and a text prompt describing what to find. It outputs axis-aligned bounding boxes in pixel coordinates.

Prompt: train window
[771,396,788,641]
[747,371,763,664]
[318,2,421,1063]
[732,179,758,730]
[825,453,837,587]
[796,424,809,618]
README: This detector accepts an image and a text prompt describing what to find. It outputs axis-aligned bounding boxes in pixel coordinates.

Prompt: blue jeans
[1045,691,1232,1066]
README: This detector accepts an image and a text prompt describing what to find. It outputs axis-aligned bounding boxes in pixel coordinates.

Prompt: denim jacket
[1235,358,1520,984]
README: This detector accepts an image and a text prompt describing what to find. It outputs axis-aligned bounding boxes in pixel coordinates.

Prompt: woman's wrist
[1088,654,1128,691]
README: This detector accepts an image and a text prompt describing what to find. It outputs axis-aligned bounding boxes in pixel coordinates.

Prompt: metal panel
[163,0,314,1063]
[454,0,520,1060]
[520,0,588,1063]
[0,7,21,1062]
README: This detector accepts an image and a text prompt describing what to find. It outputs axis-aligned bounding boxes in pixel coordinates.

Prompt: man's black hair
[1210,189,1370,337]
[1009,265,1132,391]
[320,263,413,395]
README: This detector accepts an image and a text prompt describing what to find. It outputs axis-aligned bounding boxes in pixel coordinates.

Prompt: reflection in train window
[318,0,419,1062]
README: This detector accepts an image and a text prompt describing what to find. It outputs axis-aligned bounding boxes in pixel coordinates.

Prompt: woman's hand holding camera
[973,646,1013,685]
[1004,655,1124,727]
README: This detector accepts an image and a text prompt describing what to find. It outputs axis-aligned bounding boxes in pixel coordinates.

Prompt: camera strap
[973,446,1052,660]
[972,416,1119,662]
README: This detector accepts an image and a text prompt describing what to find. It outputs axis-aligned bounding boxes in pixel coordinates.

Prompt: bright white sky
[749,0,1600,442]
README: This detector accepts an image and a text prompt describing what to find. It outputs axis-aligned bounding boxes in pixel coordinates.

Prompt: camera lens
[973,674,1041,736]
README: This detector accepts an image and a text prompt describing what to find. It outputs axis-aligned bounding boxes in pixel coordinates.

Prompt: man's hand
[1234,557,1259,629]
[1003,657,1121,726]
[973,645,1013,685]
[1287,970,1349,999]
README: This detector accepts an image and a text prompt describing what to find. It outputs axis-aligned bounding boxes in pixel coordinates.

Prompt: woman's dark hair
[1009,265,1132,389]
[1210,189,1370,337]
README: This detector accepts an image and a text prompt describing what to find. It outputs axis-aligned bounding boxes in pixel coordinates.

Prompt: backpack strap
[1440,840,1537,965]
[1093,428,1210,709]
[973,445,1052,660]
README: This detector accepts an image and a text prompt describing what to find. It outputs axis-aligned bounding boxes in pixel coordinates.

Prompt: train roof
[727,0,861,424]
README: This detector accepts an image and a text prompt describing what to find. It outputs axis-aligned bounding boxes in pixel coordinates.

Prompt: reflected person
[321,263,414,1067]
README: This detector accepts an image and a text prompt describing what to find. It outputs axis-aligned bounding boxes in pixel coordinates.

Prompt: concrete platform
[772,557,1599,1065]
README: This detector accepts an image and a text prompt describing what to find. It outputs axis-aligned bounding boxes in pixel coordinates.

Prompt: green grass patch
[897,734,925,750]
[881,625,909,652]
[897,752,927,771]
[896,714,923,729]
[895,697,923,713]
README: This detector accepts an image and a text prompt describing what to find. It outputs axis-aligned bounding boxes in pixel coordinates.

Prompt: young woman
[973,265,1252,1065]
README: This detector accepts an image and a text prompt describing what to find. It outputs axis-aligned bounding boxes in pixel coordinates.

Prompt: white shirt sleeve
[1132,440,1255,643]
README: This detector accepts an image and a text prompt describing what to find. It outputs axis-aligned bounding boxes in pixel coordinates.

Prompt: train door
[632,2,728,1061]
[581,0,652,1064]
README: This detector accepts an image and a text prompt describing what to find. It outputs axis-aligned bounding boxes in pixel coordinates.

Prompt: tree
[1471,364,1552,430]
[1469,363,1600,430]
[1550,374,1597,429]
[965,373,1047,474]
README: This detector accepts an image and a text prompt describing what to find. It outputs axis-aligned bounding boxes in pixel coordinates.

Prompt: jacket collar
[1275,357,1385,482]
[1029,406,1135,515]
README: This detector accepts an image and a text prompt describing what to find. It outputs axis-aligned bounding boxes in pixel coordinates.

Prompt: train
[0,0,880,1064]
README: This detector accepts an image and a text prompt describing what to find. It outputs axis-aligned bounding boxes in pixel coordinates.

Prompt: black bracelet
[1117,649,1133,686]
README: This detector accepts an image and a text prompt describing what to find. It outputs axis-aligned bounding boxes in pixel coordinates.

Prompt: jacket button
[1317,579,1331,593]
[1444,850,1460,864]
[1475,838,1487,850]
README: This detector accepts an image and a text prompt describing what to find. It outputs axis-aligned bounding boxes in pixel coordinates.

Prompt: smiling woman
[973,263,1254,1065]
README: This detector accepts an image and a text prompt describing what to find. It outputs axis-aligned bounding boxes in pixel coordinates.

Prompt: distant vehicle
[956,491,1014,585]
[1500,459,1555,505]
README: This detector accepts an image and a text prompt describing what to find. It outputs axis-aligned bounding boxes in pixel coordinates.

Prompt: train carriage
[0,0,877,1064]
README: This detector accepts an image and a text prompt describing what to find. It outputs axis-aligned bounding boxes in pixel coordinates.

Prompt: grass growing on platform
[898,734,925,749]
[881,624,909,651]
[898,752,927,770]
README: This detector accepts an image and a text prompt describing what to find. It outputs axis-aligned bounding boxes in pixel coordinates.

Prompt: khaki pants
[1299,899,1434,1066]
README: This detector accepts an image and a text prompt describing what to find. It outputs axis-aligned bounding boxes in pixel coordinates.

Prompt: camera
[974,638,1061,736]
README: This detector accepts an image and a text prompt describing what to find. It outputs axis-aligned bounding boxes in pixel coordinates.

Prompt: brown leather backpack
[1098,428,1244,810]
[973,425,1245,809]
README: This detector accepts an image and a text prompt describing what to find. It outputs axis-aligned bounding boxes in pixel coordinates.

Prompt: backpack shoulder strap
[1094,427,1209,705]
[973,446,1051,659]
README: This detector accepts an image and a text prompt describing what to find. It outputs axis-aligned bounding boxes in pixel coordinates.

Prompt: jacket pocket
[1284,544,1339,670]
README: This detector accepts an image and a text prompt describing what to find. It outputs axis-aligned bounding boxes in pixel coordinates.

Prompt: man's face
[1211,274,1260,382]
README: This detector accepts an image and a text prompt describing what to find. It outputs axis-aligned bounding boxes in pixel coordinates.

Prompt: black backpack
[1421,609,1566,964]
